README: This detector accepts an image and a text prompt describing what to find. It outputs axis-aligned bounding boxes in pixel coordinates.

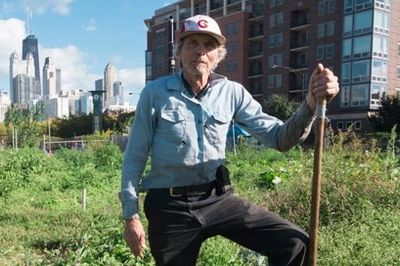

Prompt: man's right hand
[124,218,147,258]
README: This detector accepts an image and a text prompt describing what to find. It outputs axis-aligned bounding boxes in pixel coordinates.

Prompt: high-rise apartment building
[43,57,61,98]
[22,34,41,99]
[104,63,118,107]
[145,0,400,131]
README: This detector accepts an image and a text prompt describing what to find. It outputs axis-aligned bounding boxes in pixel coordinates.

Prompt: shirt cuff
[118,190,139,220]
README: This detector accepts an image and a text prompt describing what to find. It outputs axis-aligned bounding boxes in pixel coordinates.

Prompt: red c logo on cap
[197,19,208,28]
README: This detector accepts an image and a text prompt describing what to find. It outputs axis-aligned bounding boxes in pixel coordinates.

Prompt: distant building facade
[9,52,35,104]
[104,63,118,107]
[0,90,11,122]
[145,0,400,131]
[43,96,69,118]
[43,57,61,99]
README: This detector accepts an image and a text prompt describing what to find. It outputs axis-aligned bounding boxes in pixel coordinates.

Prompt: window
[268,54,283,67]
[351,84,369,106]
[269,12,283,28]
[374,10,390,34]
[268,32,283,48]
[373,35,388,58]
[371,60,387,81]
[398,42,400,56]
[225,42,239,54]
[396,88,400,98]
[343,15,353,36]
[326,44,334,58]
[225,22,240,36]
[344,0,353,13]
[371,83,386,106]
[341,86,350,107]
[316,44,334,60]
[337,121,344,130]
[352,60,370,83]
[341,62,351,84]
[225,61,238,72]
[269,0,284,7]
[267,74,283,88]
[250,80,263,95]
[354,10,372,35]
[353,35,371,59]
[354,121,362,130]
[396,65,400,79]
[295,52,307,67]
[316,46,325,60]
[317,21,335,38]
[343,39,352,60]
[355,0,373,10]
[318,0,336,16]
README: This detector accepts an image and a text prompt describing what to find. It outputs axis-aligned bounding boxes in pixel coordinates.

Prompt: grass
[0,131,399,265]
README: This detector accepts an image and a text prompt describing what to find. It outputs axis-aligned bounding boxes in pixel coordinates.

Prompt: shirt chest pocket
[205,112,230,145]
[159,109,186,143]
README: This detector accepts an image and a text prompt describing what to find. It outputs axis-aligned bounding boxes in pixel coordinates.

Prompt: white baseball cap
[179,15,226,45]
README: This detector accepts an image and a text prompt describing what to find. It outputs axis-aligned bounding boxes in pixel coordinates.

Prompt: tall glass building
[22,34,41,99]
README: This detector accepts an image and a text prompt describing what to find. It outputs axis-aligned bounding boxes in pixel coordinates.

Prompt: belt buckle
[169,187,182,197]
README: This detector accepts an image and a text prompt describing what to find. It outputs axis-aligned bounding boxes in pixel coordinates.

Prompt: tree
[52,114,94,138]
[369,95,400,133]
[4,103,44,148]
[264,94,299,121]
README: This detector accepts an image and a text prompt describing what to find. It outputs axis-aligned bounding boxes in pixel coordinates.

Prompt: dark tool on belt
[215,165,232,195]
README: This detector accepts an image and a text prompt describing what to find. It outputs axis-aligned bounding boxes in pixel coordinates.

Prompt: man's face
[179,34,220,76]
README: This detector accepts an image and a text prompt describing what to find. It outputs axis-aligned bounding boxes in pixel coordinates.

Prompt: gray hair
[174,38,227,70]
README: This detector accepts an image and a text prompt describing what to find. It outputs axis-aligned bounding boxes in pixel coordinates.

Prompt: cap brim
[179,31,226,45]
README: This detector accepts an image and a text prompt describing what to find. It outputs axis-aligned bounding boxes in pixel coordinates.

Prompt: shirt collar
[166,70,227,93]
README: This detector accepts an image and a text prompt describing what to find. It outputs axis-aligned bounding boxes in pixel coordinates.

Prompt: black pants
[144,187,309,266]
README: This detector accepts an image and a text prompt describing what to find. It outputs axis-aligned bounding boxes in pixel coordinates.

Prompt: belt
[151,181,216,198]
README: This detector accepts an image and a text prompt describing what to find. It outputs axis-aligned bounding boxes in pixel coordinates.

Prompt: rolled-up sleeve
[119,86,154,219]
[233,84,315,151]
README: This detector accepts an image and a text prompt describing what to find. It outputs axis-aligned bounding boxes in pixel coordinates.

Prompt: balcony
[248,48,263,58]
[290,10,310,29]
[290,41,309,50]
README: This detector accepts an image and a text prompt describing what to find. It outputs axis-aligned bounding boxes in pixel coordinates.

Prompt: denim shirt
[120,72,315,219]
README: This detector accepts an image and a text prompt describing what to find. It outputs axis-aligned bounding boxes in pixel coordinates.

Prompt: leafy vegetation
[264,94,299,121]
[0,132,399,265]
[369,95,400,133]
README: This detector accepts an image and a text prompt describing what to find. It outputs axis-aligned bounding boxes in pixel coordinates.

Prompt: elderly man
[120,14,339,266]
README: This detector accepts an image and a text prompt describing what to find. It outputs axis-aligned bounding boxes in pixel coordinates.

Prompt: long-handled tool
[309,97,327,266]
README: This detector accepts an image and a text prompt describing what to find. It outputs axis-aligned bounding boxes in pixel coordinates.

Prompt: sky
[0,0,175,105]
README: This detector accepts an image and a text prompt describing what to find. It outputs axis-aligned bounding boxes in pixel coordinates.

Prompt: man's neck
[182,71,210,95]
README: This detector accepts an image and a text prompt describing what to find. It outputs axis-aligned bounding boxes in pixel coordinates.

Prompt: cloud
[41,45,102,91]
[118,67,145,106]
[118,67,145,92]
[27,0,75,15]
[82,18,96,32]
[0,18,26,91]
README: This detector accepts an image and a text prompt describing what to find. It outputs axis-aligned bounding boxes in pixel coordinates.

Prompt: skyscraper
[22,34,41,98]
[43,57,60,98]
[9,51,35,104]
[104,63,118,107]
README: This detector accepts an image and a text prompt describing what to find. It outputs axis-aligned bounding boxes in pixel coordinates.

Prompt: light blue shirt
[120,72,315,219]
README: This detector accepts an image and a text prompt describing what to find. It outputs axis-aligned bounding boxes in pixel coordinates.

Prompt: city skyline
[0,0,175,105]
